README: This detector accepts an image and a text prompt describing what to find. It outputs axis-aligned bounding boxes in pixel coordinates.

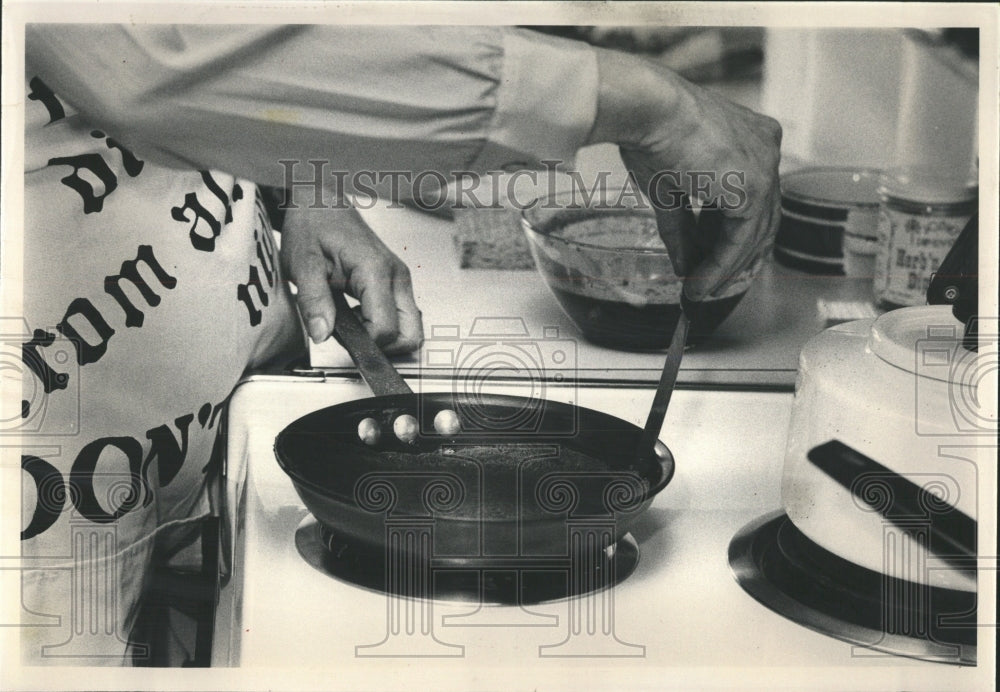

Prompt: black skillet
[275,293,680,560]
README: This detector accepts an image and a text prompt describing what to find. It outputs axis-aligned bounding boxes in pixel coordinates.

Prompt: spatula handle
[637,311,689,465]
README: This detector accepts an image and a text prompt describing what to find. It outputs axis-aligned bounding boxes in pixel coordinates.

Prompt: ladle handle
[637,311,689,465]
[331,291,413,397]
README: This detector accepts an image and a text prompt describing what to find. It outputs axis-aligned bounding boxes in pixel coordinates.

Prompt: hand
[588,48,782,302]
[279,200,423,354]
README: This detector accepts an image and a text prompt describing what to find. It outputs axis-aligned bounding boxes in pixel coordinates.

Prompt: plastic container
[781,305,993,593]
[774,167,882,277]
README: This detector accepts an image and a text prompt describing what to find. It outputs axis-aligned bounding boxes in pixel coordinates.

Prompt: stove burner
[294,517,640,605]
[729,511,976,665]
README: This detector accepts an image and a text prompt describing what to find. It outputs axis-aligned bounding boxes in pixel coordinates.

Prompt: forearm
[586,48,660,149]
[26,25,599,187]
[586,47,709,154]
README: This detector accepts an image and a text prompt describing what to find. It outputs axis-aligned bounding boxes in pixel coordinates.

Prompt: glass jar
[874,168,977,310]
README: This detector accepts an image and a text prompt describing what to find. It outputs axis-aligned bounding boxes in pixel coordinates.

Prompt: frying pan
[274,294,678,560]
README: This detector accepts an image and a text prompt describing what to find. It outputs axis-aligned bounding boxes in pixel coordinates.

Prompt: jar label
[874,206,971,307]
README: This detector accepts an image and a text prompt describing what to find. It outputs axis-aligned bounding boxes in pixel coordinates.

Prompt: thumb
[654,205,698,278]
[293,253,338,344]
[681,205,728,302]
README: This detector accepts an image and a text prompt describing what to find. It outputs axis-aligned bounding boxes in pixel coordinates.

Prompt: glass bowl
[521,189,751,350]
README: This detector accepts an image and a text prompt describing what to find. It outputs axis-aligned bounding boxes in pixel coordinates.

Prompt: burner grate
[294,516,640,605]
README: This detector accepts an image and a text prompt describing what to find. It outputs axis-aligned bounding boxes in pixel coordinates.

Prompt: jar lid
[878,167,978,206]
[782,167,883,208]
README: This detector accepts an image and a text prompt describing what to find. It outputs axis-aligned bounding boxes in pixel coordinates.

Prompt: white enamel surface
[212,375,980,687]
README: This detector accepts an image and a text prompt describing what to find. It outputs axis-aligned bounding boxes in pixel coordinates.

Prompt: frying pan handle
[331,291,413,397]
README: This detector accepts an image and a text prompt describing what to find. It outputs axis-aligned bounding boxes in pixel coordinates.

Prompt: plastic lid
[781,167,882,208]
[878,167,978,206]
[868,306,974,384]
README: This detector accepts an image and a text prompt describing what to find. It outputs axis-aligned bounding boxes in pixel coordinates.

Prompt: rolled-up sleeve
[25,24,599,187]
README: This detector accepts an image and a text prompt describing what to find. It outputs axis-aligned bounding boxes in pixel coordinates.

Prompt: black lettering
[172,191,222,252]
[254,194,271,233]
[70,436,145,523]
[208,399,228,429]
[56,298,115,366]
[202,422,226,476]
[91,131,145,178]
[47,153,119,213]
[254,228,275,288]
[143,414,193,488]
[104,245,178,328]
[200,171,238,224]
[198,403,212,427]
[22,328,70,394]
[236,265,269,326]
[21,455,66,540]
[27,77,65,123]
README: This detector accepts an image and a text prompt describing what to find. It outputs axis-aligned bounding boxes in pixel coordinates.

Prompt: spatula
[636,309,690,466]
[331,292,463,443]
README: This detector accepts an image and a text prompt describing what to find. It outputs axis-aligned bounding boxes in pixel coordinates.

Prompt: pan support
[325,467,651,657]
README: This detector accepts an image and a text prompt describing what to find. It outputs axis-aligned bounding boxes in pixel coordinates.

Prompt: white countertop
[210,375,985,690]
[307,192,877,388]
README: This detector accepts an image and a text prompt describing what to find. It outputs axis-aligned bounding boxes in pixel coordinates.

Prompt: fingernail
[307,316,330,344]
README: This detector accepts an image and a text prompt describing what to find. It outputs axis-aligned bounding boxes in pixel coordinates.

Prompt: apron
[17,72,302,665]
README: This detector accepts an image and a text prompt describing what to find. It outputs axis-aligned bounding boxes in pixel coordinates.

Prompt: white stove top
[213,374,982,689]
